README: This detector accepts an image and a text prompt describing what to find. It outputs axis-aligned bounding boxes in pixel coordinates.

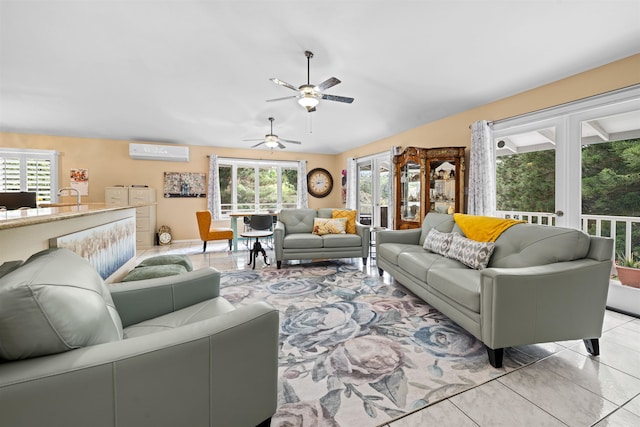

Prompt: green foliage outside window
[496,139,640,255]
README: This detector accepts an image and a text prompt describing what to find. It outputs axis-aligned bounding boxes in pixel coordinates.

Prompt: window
[0,148,58,204]
[218,158,299,215]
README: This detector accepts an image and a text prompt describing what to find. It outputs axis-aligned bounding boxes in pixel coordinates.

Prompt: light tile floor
[136,241,640,427]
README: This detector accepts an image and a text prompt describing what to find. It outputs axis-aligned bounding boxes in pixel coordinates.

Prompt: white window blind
[0,149,58,203]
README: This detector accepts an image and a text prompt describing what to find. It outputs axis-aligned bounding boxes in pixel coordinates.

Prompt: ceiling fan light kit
[246,50,354,149]
[243,117,302,150]
[267,50,354,113]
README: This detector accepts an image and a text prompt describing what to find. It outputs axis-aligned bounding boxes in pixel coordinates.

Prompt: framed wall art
[163,172,206,198]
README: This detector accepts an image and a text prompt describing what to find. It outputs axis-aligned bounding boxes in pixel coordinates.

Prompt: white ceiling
[1,0,639,155]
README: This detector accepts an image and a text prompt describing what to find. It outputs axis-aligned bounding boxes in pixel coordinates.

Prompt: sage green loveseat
[274,208,370,269]
[376,213,614,368]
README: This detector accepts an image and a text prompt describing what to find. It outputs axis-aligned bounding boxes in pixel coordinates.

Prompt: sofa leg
[583,338,599,356]
[228,239,232,251]
[362,257,367,265]
[378,267,383,276]
[256,417,271,427]
[202,241,207,253]
[277,261,282,269]
[486,346,504,368]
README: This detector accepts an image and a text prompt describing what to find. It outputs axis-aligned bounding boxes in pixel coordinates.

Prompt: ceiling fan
[267,50,354,112]
[243,117,302,149]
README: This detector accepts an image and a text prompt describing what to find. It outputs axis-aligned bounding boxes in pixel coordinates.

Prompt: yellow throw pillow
[312,217,347,235]
[332,209,357,234]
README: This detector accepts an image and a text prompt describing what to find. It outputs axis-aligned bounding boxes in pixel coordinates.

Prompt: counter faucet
[58,187,81,206]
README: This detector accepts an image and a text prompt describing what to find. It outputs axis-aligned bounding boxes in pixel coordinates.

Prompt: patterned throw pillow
[332,209,357,234]
[312,217,348,235]
[447,233,495,270]
[422,228,453,256]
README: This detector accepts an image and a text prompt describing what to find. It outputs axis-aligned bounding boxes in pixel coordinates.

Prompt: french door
[492,86,640,230]
[356,153,391,229]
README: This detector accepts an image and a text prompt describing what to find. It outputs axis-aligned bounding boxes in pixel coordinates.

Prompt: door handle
[555,210,564,217]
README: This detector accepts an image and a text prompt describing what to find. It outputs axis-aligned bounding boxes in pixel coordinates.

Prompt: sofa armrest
[376,228,421,246]
[109,267,221,327]
[274,220,285,260]
[479,259,612,349]
[0,301,279,427]
[355,222,370,254]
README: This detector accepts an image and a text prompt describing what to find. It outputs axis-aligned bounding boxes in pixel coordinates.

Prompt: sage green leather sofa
[0,248,279,427]
[376,213,614,368]
[274,208,370,269]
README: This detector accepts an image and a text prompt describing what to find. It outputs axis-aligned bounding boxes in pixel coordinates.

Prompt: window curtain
[468,120,496,216]
[297,160,308,208]
[346,158,357,210]
[207,154,222,220]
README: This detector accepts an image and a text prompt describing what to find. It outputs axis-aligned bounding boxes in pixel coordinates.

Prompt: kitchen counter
[0,204,142,281]
[0,203,131,231]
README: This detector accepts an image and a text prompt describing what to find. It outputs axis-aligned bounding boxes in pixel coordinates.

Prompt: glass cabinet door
[429,159,457,214]
[400,161,421,223]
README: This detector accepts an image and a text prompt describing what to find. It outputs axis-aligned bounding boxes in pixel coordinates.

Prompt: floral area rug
[220,261,546,427]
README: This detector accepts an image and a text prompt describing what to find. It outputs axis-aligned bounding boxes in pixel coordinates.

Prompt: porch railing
[496,210,640,262]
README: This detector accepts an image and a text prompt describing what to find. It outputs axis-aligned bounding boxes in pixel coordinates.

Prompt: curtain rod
[468,121,493,129]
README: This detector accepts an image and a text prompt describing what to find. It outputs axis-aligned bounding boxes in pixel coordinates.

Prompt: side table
[240,230,273,269]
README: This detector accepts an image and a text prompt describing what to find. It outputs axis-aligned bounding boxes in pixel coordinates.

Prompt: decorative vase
[615,265,640,288]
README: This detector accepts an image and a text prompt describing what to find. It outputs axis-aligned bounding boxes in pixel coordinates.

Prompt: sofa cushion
[283,233,323,249]
[312,217,347,235]
[123,297,236,339]
[332,209,357,234]
[423,228,454,256]
[419,213,456,246]
[0,248,123,361]
[490,223,591,268]
[137,254,193,271]
[427,268,482,313]
[397,251,467,282]
[323,233,362,248]
[317,208,335,219]
[378,243,426,265]
[447,233,495,270]
[122,264,188,282]
[279,208,317,234]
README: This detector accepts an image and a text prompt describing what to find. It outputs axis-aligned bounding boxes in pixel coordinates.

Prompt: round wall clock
[158,225,172,245]
[307,168,333,198]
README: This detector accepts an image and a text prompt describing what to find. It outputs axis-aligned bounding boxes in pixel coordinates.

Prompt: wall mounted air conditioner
[129,143,190,162]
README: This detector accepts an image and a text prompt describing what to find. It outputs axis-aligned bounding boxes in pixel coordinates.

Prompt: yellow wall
[2,54,638,240]
[336,54,640,205]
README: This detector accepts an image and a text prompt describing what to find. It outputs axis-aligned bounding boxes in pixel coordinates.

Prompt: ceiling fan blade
[280,138,302,144]
[266,95,299,103]
[307,106,316,113]
[270,78,299,92]
[277,141,286,149]
[250,141,266,148]
[322,94,354,103]
[316,77,341,91]
[243,138,264,142]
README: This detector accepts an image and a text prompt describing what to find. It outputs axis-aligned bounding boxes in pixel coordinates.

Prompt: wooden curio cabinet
[394,146,465,229]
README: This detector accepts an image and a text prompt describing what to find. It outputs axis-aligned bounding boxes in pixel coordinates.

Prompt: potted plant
[615,251,640,288]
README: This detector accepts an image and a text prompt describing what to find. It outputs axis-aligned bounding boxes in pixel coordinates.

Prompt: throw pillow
[0,260,23,279]
[312,217,347,235]
[137,254,193,272]
[423,228,453,256]
[447,233,495,270]
[332,209,357,234]
[122,264,187,282]
[0,248,123,361]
